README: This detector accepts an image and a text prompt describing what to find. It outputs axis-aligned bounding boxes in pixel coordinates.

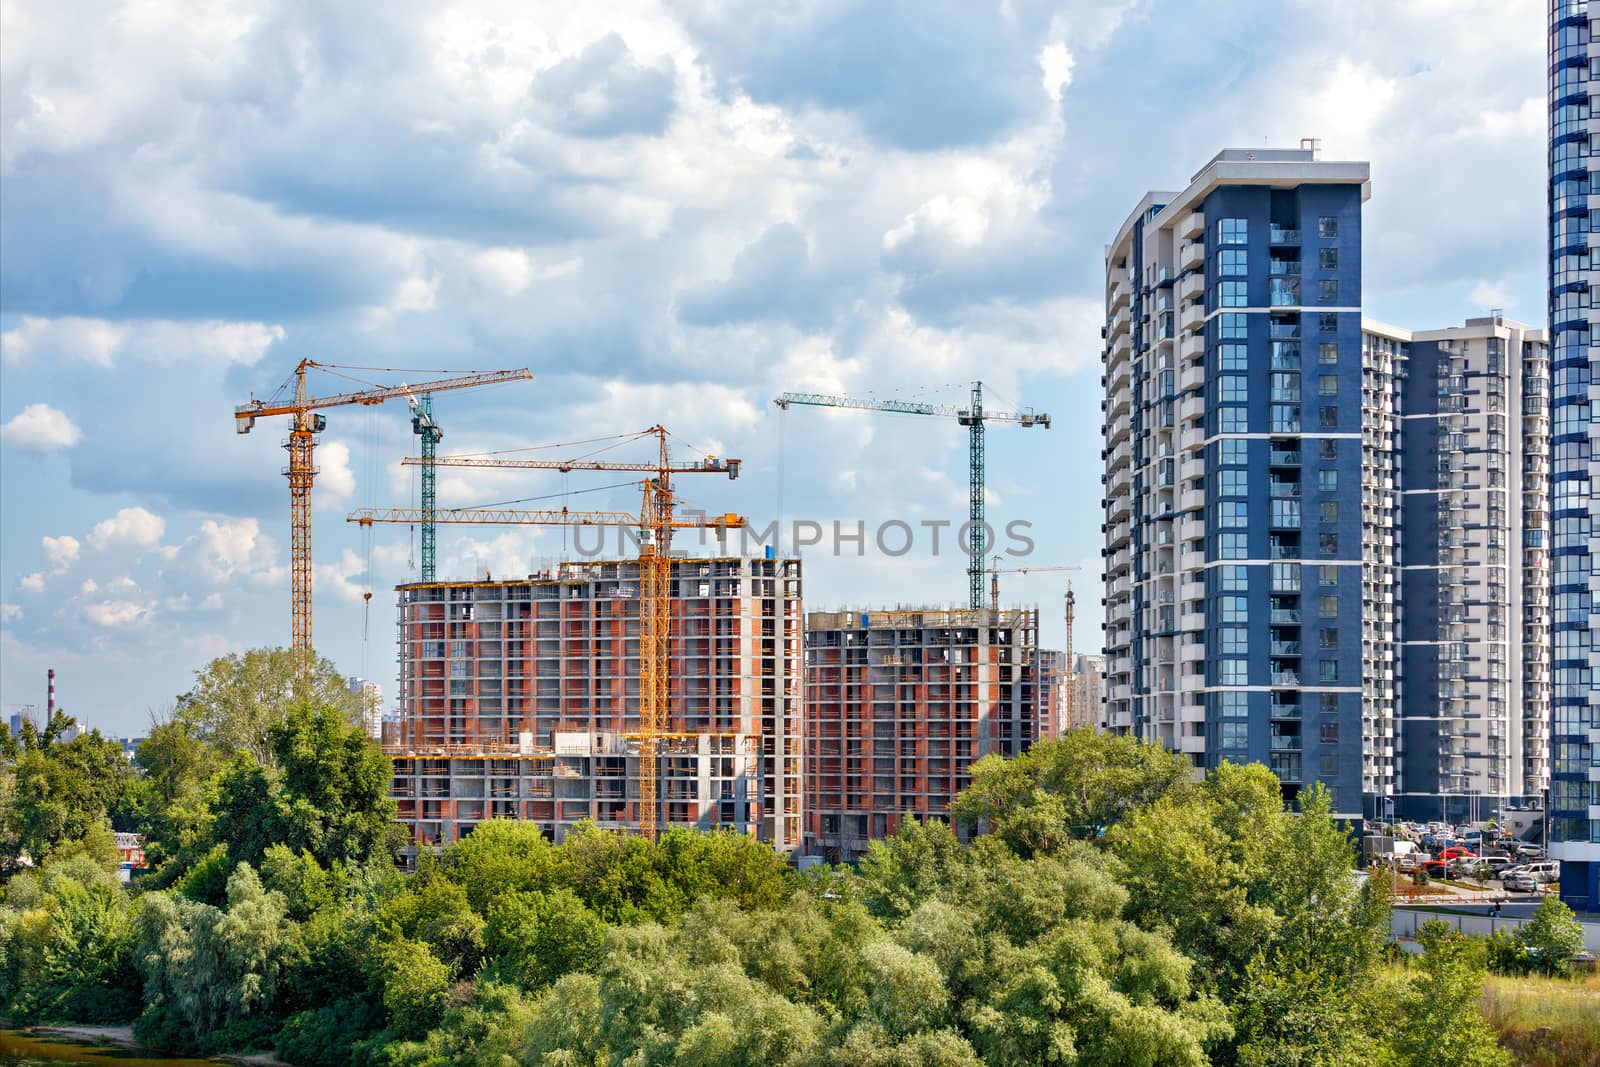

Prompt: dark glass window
[1319,247,1338,269]
[1318,279,1339,304]
[1319,405,1339,429]
[1318,216,1338,238]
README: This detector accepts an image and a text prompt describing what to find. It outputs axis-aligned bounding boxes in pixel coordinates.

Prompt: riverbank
[4,1026,288,1067]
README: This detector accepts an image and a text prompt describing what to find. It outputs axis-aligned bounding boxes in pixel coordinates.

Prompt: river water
[0,1031,216,1067]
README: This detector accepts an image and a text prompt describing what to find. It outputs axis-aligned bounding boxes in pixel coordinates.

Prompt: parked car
[1482,852,1514,872]
[1515,843,1544,859]
[1503,871,1540,893]
[1523,860,1560,883]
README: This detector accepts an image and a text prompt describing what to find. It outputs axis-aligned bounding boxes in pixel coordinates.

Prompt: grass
[1479,971,1600,1067]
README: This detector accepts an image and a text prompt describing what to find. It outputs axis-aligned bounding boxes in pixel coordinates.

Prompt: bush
[276,997,387,1067]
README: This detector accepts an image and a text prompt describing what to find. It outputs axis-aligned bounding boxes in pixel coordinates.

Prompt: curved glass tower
[1548,0,1599,912]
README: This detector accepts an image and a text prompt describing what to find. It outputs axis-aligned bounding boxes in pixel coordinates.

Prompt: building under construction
[803,607,1041,863]
[386,555,803,855]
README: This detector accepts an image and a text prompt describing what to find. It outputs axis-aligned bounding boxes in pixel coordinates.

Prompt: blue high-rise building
[1101,148,1382,821]
[1548,0,1599,912]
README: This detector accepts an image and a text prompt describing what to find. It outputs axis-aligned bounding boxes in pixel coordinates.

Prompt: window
[1219,595,1248,622]
[1319,660,1339,683]
[1218,313,1248,339]
[1221,660,1248,685]
[1219,627,1249,655]
[1270,404,1301,433]
[1319,721,1339,743]
[1318,216,1338,238]
[1320,532,1340,555]
[1319,313,1338,333]
[1220,722,1248,749]
[1220,408,1248,433]
[1319,595,1338,619]
[1219,533,1248,559]
[1319,374,1338,397]
[1217,376,1248,403]
[1218,343,1248,370]
[1319,469,1338,492]
[1216,501,1248,527]
[1219,565,1248,592]
[1320,693,1339,714]
[1319,438,1338,460]
[1217,249,1248,275]
[1220,691,1249,717]
[1217,470,1247,495]
[1271,371,1301,400]
[1319,247,1338,270]
[1318,279,1339,304]
[1319,405,1339,430]
[1218,280,1248,307]
[1270,499,1301,527]
[1320,500,1338,524]
[1220,439,1248,465]
[1271,562,1301,591]
[1320,565,1338,586]
[1319,342,1338,364]
[1217,218,1248,244]
[1319,627,1339,650]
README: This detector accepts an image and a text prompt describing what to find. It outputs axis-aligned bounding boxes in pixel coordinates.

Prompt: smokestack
[47,668,54,719]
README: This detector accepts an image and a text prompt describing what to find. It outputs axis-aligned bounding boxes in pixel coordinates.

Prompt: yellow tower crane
[233,360,531,653]
[353,427,743,842]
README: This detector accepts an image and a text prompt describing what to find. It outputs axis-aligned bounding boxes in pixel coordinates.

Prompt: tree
[1517,895,1584,976]
[0,853,141,1023]
[176,649,360,766]
[952,729,1191,855]
[484,888,606,990]
[133,864,302,1053]
[0,713,131,872]
[208,703,402,872]
[372,936,453,1040]
[1384,921,1511,1067]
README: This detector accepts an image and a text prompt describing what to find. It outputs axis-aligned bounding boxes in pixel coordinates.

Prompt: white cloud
[1038,42,1074,104]
[80,578,98,594]
[0,317,127,367]
[87,506,166,551]
[0,316,283,368]
[41,534,79,573]
[0,603,20,623]
[19,573,45,593]
[0,403,83,451]
[179,517,282,585]
[314,548,370,604]
[1468,280,1511,309]
[84,600,150,627]
[315,440,357,505]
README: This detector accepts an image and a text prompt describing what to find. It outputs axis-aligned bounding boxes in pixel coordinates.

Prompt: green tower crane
[774,380,1050,609]
[407,392,441,581]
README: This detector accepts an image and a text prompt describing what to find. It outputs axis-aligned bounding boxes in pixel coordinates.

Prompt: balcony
[1180,303,1206,333]
[1179,241,1204,271]
[1270,279,1301,307]
[1271,640,1302,656]
[1270,609,1302,625]
[1180,210,1205,240]
[1268,226,1301,246]
[1178,271,1205,303]
[1269,447,1301,466]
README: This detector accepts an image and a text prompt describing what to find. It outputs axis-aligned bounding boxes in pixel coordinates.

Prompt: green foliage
[483,887,606,990]
[1515,896,1585,977]
[0,853,141,1022]
[372,936,453,1040]
[275,996,387,1067]
[133,864,301,1053]
[952,729,1190,855]
[1382,921,1512,1067]
[176,647,361,766]
[0,713,132,872]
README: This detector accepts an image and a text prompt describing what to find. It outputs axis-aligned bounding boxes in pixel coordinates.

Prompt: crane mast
[234,360,531,654]
[775,379,1049,609]
[354,426,742,842]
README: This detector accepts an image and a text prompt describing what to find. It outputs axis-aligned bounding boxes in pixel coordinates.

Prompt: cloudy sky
[0,0,1545,735]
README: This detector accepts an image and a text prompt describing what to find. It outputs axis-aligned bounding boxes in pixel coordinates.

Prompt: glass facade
[1548,0,1600,912]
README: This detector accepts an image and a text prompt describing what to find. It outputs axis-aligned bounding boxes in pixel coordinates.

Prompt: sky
[0,0,1547,736]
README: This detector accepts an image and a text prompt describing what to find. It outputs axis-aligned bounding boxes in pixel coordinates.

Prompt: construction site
[386,556,804,855]
[229,360,1083,864]
[803,607,1044,863]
